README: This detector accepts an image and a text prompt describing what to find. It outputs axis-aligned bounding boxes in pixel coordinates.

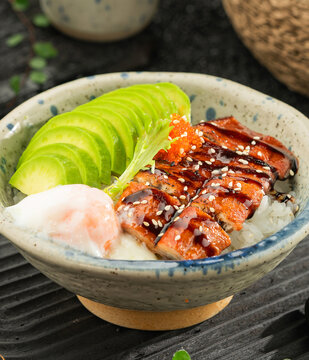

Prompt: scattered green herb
[30,71,47,84]
[172,350,191,360]
[32,14,50,27]
[12,0,29,11]
[6,33,24,47]
[9,75,21,94]
[29,57,47,70]
[33,42,58,59]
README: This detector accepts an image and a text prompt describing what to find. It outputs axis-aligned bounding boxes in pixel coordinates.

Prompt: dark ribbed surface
[1,0,309,359]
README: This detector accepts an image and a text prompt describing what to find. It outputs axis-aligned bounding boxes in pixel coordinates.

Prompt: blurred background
[0,1,308,359]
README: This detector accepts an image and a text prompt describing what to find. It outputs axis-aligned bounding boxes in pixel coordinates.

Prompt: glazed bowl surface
[0,72,308,311]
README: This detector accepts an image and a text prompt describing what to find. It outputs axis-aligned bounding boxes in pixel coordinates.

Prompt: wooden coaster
[77,295,233,331]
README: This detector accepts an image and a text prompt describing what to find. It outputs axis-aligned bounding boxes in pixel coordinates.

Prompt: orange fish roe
[155,114,203,164]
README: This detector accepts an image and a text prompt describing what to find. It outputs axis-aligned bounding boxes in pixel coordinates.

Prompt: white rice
[229,195,295,251]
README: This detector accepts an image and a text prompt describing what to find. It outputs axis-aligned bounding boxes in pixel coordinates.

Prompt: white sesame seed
[256,170,263,173]
[145,182,150,186]
[209,148,216,154]
[124,206,130,211]
[245,146,250,150]
[201,138,205,143]
[191,145,196,150]
[198,161,203,166]
[118,205,124,211]
[210,158,215,162]
[287,194,292,199]
[263,166,270,170]
[199,225,203,232]
[234,187,241,191]
[158,220,163,227]
[184,186,188,191]
[236,182,242,188]
[229,170,235,174]
[195,129,199,135]
[174,205,179,210]
[175,235,181,241]
[236,151,243,155]
[133,201,140,205]
[209,207,215,213]
[180,204,185,209]
[222,145,228,149]
[194,165,200,170]
[152,219,158,226]
[222,173,227,177]
[251,140,256,145]
[141,200,148,205]
[202,239,210,247]
[174,217,180,222]
[206,161,212,165]
[173,120,180,124]
[179,148,184,154]
[221,166,229,172]
[199,131,204,137]
[209,195,215,201]
[163,175,168,179]
[178,177,185,183]
[228,182,233,187]
[257,151,263,157]
[156,210,163,216]
[173,196,178,199]
[201,189,207,194]
[238,159,249,165]
[182,168,187,171]
[180,195,186,199]
[192,195,198,200]
[168,136,172,141]
[165,205,171,211]
[253,136,260,140]
[143,221,149,227]
[181,132,188,138]
[290,169,295,176]
[182,115,188,121]
[212,169,220,175]
[238,145,244,150]
[187,157,193,162]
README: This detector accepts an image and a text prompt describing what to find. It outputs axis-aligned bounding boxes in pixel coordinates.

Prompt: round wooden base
[77,295,233,331]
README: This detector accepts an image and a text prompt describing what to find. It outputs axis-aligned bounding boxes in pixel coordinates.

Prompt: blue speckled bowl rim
[1,71,309,276]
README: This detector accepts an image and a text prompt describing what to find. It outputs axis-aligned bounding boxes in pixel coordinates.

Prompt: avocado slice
[77,106,134,166]
[80,100,144,138]
[10,154,82,195]
[26,111,122,176]
[18,126,111,184]
[130,84,178,116]
[27,143,100,188]
[155,82,191,121]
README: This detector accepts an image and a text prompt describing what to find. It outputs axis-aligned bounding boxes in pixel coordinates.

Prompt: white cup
[40,0,159,42]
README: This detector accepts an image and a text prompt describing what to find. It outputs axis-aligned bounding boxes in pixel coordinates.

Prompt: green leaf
[29,57,47,70]
[33,42,58,59]
[6,33,24,47]
[9,75,21,94]
[105,118,171,201]
[32,14,50,27]
[30,71,47,84]
[12,0,29,11]
[172,350,191,360]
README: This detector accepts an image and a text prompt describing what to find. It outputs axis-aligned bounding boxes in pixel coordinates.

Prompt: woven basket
[223,0,309,97]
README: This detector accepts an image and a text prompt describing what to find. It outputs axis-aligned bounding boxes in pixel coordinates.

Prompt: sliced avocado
[27,111,122,176]
[10,154,82,195]
[18,126,111,184]
[155,82,191,121]
[97,91,157,130]
[77,106,134,166]
[130,84,178,116]
[27,143,100,188]
[80,100,144,137]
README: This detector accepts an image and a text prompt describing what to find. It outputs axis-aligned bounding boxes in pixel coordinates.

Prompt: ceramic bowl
[40,0,159,42]
[0,72,308,328]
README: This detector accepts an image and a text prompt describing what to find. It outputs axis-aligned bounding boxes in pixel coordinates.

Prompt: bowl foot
[77,295,233,330]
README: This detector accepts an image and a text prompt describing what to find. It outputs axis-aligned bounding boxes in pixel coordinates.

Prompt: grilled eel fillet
[115,117,298,260]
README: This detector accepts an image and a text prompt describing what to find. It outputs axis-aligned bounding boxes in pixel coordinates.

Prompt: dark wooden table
[1,1,309,359]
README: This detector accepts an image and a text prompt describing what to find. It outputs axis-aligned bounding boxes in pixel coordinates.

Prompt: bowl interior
[1,72,308,211]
